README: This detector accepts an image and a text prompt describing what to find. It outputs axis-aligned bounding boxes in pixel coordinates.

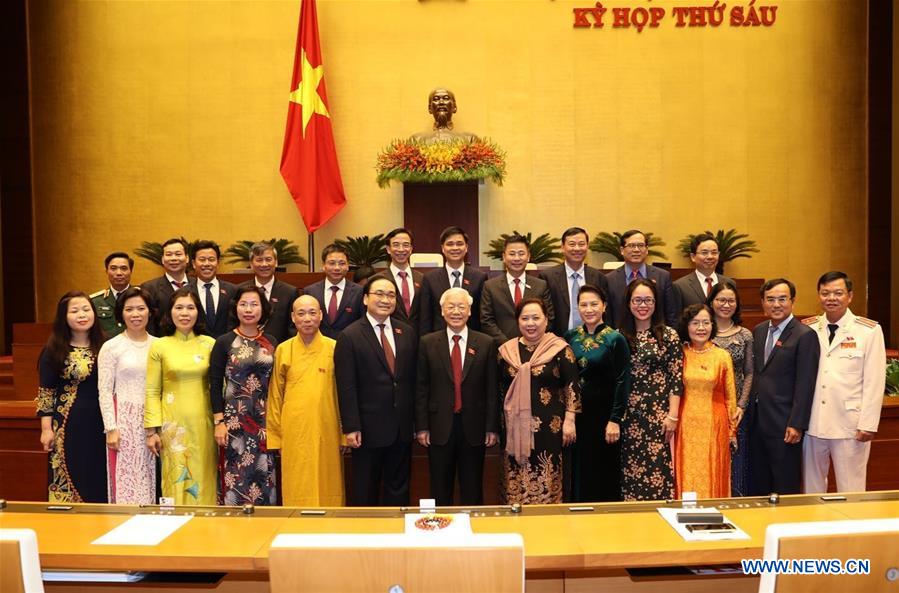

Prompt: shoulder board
[801,316,819,326]
[854,316,878,328]
[90,289,106,299]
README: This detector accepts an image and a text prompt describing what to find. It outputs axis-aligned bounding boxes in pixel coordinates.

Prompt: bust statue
[411,88,478,143]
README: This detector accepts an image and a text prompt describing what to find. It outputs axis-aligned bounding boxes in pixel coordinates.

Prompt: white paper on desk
[657,507,750,541]
[92,514,193,546]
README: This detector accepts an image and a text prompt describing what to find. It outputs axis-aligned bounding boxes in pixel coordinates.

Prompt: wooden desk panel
[0,506,286,572]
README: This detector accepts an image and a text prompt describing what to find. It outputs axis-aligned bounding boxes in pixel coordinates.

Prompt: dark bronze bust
[411,88,478,143]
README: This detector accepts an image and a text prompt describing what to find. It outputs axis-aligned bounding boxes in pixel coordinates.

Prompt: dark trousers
[350,437,411,506]
[749,404,802,495]
[428,414,486,507]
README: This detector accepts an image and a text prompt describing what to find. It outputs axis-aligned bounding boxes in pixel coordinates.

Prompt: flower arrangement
[376,138,506,187]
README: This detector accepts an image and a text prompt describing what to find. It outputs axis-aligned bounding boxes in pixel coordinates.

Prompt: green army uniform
[91,288,123,337]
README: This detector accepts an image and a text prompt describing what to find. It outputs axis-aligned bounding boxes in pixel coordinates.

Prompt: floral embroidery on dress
[539,388,552,406]
[549,415,562,433]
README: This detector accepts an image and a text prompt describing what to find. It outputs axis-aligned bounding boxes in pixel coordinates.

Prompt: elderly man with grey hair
[241,241,302,343]
[414,287,499,506]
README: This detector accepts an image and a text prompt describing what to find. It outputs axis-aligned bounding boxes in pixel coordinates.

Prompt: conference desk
[2,492,897,593]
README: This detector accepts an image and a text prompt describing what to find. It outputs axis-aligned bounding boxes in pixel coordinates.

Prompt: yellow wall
[29,0,868,319]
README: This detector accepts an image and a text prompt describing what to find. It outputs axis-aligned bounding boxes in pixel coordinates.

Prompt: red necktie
[328,286,339,323]
[705,276,714,297]
[451,335,463,413]
[629,268,639,282]
[513,278,522,306]
[378,323,396,375]
[398,271,411,315]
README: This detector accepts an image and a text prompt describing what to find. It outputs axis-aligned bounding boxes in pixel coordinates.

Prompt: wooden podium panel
[269,534,524,593]
[404,182,480,262]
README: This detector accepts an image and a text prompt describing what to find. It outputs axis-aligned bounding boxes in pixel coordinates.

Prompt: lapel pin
[775,340,783,347]
[395,327,403,335]
[463,279,470,285]
[468,347,476,356]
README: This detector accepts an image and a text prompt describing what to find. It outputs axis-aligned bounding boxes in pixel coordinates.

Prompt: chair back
[0,529,44,593]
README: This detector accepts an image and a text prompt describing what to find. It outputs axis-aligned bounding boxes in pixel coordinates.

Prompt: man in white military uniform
[802,271,886,493]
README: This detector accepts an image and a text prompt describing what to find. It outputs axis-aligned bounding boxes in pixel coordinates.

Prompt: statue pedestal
[403,182,480,264]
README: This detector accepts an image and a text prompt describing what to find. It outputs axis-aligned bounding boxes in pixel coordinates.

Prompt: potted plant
[483,231,563,265]
[223,239,308,269]
[887,359,899,396]
[332,234,389,282]
[676,229,759,274]
[589,231,666,261]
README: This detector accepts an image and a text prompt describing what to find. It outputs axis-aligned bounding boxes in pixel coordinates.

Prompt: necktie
[827,323,839,344]
[513,278,522,306]
[570,272,582,329]
[451,335,463,413]
[378,323,396,375]
[259,285,267,298]
[328,286,339,323]
[629,268,640,283]
[204,282,216,330]
[764,324,777,363]
[171,280,184,290]
[398,271,411,315]
[705,276,714,297]
[452,270,461,289]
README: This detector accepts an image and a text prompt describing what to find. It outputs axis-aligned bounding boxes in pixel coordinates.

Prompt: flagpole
[308,231,315,272]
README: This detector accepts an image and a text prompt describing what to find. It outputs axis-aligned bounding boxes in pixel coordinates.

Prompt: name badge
[840,342,856,349]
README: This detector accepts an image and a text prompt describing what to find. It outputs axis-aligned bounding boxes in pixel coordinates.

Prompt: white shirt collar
[446,263,465,275]
[506,272,526,286]
[326,278,346,292]
[366,313,392,331]
[564,262,585,278]
[695,269,718,284]
[165,272,187,286]
[826,309,853,328]
[198,277,219,289]
[771,314,794,332]
[446,325,469,342]
[390,263,411,277]
[255,277,275,294]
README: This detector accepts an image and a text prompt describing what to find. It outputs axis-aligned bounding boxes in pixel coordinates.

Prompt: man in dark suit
[419,226,487,334]
[415,287,498,506]
[539,226,610,337]
[90,251,134,337]
[370,227,423,328]
[190,240,238,338]
[141,237,191,335]
[604,229,677,328]
[749,278,820,495]
[242,241,301,344]
[672,232,731,315]
[303,243,364,339]
[480,233,554,344]
[336,277,417,506]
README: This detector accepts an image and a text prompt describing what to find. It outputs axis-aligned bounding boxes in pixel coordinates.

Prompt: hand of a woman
[732,407,745,427]
[562,417,576,447]
[605,421,620,444]
[663,416,678,443]
[40,428,55,452]
[106,429,120,450]
[146,433,162,456]
[214,423,228,447]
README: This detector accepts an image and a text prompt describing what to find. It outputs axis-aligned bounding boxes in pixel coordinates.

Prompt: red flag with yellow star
[279,0,346,232]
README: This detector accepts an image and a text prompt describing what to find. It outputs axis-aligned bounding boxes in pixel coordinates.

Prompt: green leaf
[483,231,563,264]
[676,228,759,273]
[589,231,666,261]
[333,234,389,271]
[223,238,308,267]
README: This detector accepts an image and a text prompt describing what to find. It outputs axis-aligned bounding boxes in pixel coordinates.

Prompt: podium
[403,182,480,263]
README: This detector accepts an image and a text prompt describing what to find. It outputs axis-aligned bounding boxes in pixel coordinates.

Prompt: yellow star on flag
[289,49,330,136]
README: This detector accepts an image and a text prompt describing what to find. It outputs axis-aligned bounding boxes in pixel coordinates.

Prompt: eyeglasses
[688,319,712,327]
[624,243,647,251]
[630,297,655,306]
[371,291,397,300]
[764,296,790,305]
[443,304,469,312]
[713,297,737,306]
